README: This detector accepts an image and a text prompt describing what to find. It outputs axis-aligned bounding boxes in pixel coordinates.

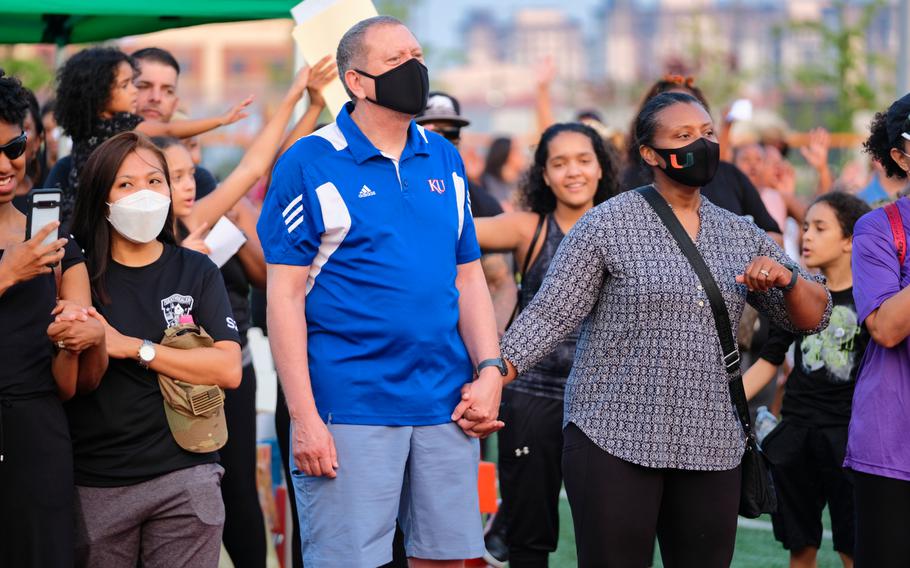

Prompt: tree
[788,0,890,132]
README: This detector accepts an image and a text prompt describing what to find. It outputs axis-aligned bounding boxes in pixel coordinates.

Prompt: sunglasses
[0,132,27,160]
[437,127,461,143]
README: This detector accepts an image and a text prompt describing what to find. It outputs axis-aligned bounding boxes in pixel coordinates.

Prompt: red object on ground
[273,486,288,568]
[466,461,499,566]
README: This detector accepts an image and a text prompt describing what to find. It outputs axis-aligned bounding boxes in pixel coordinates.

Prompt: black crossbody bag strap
[506,213,546,328]
[637,186,756,444]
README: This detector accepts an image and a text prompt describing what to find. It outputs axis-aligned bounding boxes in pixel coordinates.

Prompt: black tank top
[509,214,580,400]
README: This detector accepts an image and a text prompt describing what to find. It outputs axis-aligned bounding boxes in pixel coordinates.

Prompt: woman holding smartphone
[0,70,106,567]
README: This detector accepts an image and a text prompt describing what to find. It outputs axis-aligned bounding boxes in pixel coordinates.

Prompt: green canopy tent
[0,1,298,46]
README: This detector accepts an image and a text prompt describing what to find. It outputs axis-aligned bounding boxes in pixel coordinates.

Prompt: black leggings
[562,423,741,568]
[497,389,564,567]
[221,362,267,568]
[853,470,910,567]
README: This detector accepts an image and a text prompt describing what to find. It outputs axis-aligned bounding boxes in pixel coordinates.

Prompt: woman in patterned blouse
[489,92,832,566]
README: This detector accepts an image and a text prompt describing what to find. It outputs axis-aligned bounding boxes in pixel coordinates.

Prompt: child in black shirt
[744,192,871,568]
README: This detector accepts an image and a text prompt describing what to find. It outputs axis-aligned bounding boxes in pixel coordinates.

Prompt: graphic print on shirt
[800,304,861,383]
[160,293,195,327]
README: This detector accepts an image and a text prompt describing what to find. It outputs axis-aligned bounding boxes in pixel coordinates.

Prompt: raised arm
[136,95,254,139]
[182,66,312,230]
[500,209,608,381]
[278,55,336,157]
[229,199,267,289]
[534,57,557,136]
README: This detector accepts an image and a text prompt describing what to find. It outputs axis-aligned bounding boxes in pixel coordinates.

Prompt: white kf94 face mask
[107,189,171,244]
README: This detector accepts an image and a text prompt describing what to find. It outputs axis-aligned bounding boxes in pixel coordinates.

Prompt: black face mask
[650,137,720,188]
[355,58,429,116]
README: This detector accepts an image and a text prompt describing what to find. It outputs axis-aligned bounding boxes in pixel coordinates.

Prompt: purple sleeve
[852,209,905,324]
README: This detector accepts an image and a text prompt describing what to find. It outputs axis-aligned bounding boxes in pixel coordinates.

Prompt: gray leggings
[74,463,225,568]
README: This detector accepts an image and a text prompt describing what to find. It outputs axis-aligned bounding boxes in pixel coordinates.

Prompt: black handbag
[638,186,777,518]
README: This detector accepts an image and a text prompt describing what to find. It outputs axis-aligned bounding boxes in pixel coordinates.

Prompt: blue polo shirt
[257,103,481,426]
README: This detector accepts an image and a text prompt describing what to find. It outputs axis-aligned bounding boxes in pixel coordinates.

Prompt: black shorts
[761,421,854,554]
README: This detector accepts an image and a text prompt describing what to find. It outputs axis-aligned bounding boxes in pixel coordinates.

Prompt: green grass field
[486,435,845,568]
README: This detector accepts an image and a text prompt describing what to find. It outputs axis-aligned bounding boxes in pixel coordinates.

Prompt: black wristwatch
[476,357,508,377]
[777,262,800,292]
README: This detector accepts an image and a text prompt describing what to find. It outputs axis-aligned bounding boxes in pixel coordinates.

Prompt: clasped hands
[451,370,505,439]
[46,300,105,354]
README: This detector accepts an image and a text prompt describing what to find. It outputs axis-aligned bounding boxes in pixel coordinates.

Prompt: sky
[410,0,603,66]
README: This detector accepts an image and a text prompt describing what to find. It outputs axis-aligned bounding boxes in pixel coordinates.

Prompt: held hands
[451,370,505,439]
[220,96,255,127]
[736,256,793,293]
[291,413,339,478]
[306,55,338,109]
[47,300,104,354]
[0,221,66,288]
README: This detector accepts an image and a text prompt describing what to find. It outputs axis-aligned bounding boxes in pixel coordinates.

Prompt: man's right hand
[292,412,339,478]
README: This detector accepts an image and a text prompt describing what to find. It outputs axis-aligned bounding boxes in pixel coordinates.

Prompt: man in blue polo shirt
[258,16,505,568]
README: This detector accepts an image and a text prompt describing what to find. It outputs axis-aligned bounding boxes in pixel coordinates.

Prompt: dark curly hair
[55,47,137,141]
[808,192,871,239]
[518,123,620,215]
[0,69,29,128]
[863,93,910,180]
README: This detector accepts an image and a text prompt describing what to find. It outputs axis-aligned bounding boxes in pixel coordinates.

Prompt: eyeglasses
[0,132,27,160]
[901,112,910,142]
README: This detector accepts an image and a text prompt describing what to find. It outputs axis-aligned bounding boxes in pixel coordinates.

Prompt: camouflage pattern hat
[158,323,227,453]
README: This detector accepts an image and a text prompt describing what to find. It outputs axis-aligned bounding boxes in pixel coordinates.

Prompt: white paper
[205,217,247,268]
[291,0,379,117]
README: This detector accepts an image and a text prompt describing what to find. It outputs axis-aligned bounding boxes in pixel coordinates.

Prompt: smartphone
[25,189,62,246]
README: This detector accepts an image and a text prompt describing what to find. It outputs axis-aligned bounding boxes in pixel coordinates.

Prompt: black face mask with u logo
[650,137,721,188]
[355,58,430,116]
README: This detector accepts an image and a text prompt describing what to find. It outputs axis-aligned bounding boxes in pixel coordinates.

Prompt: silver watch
[138,340,156,368]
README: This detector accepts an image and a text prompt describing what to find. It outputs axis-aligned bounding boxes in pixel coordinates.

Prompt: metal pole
[899,0,909,96]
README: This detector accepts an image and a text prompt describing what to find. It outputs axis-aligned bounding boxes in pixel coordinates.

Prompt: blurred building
[596,0,901,93]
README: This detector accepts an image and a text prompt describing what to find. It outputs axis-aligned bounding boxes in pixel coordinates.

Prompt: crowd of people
[1,13,909,568]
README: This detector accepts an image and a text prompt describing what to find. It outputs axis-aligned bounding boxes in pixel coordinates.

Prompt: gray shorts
[291,422,484,567]
[74,463,224,568]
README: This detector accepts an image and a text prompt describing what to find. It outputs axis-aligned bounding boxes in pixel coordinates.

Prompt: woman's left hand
[736,256,793,293]
[48,317,105,353]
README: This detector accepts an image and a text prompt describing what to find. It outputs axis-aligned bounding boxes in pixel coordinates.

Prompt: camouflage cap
[158,323,228,453]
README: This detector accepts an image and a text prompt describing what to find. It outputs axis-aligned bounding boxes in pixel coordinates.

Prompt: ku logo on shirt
[428,178,446,194]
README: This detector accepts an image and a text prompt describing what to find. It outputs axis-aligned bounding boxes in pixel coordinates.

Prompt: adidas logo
[358,185,377,198]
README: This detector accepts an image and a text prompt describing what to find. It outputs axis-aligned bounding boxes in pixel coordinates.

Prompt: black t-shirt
[65,244,240,487]
[621,161,782,234]
[469,182,503,219]
[0,239,84,397]
[758,288,869,427]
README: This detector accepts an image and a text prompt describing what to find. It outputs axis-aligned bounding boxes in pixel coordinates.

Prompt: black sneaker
[483,531,508,568]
